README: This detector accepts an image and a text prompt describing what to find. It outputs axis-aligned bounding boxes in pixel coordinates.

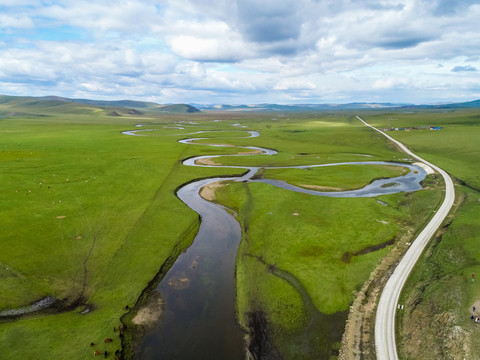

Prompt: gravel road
[356,116,455,360]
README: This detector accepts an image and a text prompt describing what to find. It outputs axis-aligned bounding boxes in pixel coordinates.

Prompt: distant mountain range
[196,99,480,111]
[196,102,405,111]
[1,95,480,117]
[408,99,480,109]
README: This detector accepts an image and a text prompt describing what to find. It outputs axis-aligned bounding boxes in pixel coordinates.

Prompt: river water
[128,127,426,359]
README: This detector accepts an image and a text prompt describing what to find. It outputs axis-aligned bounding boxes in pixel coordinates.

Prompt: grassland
[209,115,443,358]
[356,109,480,359]
[0,103,459,359]
[260,164,407,191]
[0,109,231,358]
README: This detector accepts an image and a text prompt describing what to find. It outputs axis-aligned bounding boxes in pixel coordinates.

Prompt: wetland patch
[129,127,427,359]
[342,238,396,263]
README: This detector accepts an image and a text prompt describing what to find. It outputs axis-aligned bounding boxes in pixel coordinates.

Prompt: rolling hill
[0,95,200,116]
[197,100,480,111]
[2,94,480,117]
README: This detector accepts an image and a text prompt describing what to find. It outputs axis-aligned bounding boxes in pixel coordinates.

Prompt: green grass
[0,106,462,359]
[366,109,480,359]
[206,115,406,167]
[209,115,443,358]
[237,184,400,312]
[363,110,480,188]
[261,164,407,190]
[0,113,222,358]
[397,186,480,359]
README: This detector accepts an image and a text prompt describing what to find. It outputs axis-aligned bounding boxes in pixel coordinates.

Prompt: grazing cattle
[104,350,108,358]
[90,342,95,347]
[104,338,113,343]
[118,325,124,335]
[93,350,102,356]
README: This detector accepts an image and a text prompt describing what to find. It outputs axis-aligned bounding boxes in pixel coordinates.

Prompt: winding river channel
[124,126,427,359]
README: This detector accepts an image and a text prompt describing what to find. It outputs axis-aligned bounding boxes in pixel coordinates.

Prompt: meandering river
[124,126,426,359]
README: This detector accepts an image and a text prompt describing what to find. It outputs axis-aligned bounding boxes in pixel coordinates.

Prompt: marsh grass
[0,114,217,358]
[261,164,407,190]
[211,115,443,358]
[215,178,442,358]
[0,109,450,359]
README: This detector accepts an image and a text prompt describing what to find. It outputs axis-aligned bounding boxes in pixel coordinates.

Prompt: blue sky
[0,0,479,104]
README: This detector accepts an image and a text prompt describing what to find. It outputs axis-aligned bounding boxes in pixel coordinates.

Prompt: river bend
[125,126,426,359]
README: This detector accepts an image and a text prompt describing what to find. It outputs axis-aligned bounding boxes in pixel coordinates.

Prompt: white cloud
[0,0,40,6]
[0,14,34,29]
[274,79,316,91]
[36,1,160,33]
[373,78,408,89]
[168,34,248,62]
[0,0,479,104]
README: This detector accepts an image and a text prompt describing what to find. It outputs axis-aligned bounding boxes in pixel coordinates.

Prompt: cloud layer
[0,0,479,104]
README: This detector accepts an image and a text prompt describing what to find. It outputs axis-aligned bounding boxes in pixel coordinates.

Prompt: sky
[0,0,479,105]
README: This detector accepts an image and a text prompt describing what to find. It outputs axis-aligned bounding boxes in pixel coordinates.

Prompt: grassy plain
[0,105,450,359]
[261,164,407,191]
[0,109,237,358]
[210,115,443,358]
[356,109,480,359]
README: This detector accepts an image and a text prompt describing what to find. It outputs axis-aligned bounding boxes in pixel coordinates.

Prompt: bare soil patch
[195,157,220,166]
[238,149,263,155]
[200,181,225,201]
[400,298,471,359]
[300,184,344,191]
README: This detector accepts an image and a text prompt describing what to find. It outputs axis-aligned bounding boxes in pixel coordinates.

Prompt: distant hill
[198,100,480,112]
[0,95,200,116]
[2,94,479,116]
[41,96,200,113]
[157,104,200,113]
[422,99,480,109]
[40,96,158,109]
[0,95,102,116]
[198,102,410,111]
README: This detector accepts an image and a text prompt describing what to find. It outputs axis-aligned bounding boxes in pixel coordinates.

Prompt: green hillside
[0,95,200,116]
[157,103,200,113]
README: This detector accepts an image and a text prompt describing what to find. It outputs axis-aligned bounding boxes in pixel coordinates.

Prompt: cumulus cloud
[0,0,479,104]
[37,1,161,33]
[169,36,241,62]
[0,14,34,29]
[274,78,316,91]
[165,20,251,62]
[373,77,408,89]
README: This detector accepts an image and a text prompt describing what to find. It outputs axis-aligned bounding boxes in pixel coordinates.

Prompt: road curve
[356,116,455,359]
